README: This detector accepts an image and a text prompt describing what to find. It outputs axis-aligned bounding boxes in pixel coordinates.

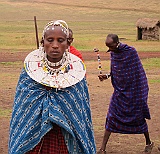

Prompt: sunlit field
[0,0,160,51]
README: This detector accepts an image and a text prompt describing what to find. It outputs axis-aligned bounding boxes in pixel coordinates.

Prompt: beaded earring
[116,42,120,48]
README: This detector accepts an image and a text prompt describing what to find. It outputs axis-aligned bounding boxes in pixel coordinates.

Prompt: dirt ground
[0,50,160,154]
[0,50,160,62]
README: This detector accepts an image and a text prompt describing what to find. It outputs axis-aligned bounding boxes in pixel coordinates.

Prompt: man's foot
[97,149,107,154]
[143,142,154,154]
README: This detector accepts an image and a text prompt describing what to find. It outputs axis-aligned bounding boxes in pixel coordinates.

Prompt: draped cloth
[9,68,96,154]
[106,43,151,134]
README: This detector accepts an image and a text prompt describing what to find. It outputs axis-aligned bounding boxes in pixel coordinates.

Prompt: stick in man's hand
[93,48,102,74]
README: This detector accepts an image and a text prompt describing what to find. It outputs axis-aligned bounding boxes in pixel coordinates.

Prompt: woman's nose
[52,41,58,48]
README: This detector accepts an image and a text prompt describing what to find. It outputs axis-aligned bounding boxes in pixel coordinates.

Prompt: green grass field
[0,0,160,52]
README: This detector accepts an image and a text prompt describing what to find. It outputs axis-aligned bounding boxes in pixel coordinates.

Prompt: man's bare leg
[143,131,154,153]
[97,130,111,153]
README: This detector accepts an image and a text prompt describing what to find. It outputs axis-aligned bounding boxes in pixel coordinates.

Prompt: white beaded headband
[42,20,69,39]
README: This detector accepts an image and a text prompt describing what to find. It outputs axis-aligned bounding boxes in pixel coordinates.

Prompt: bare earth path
[0,51,160,154]
[0,51,160,62]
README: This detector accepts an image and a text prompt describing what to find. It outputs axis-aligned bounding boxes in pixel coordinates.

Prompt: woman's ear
[66,43,69,50]
[40,39,44,47]
[67,38,71,46]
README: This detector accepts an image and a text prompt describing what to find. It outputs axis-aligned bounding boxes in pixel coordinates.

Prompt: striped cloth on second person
[106,43,151,134]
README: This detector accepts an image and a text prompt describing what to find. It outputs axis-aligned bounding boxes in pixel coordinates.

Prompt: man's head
[105,34,119,52]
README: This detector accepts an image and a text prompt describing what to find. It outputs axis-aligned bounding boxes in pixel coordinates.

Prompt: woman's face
[43,26,68,62]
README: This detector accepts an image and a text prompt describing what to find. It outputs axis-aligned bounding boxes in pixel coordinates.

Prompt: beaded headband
[42,20,69,39]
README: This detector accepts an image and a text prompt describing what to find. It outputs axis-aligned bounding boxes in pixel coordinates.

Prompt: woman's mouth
[50,51,59,55]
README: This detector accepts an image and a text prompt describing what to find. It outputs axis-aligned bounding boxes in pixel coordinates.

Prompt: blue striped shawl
[9,68,96,154]
[106,43,151,134]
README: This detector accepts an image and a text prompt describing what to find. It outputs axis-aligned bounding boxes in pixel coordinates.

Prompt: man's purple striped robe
[106,43,151,134]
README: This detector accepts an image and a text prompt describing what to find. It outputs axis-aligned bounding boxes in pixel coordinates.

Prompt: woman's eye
[47,38,53,42]
[58,38,65,43]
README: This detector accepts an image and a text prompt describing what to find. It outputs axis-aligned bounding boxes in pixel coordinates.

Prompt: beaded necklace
[43,50,70,75]
[44,50,68,65]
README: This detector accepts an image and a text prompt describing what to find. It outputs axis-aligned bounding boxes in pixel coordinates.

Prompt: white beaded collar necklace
[24,49,86,89]
[44,52,67,67]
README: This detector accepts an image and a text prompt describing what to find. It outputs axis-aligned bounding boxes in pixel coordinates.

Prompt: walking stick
[93,48,102,74]
[94,48,111,78]
[34,16,39,49]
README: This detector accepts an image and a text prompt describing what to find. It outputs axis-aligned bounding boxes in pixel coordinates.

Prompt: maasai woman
[97,34,153,154]
[8,20,96,154]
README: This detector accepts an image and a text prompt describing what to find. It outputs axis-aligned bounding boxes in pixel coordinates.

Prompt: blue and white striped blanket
[9,68,96,154]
